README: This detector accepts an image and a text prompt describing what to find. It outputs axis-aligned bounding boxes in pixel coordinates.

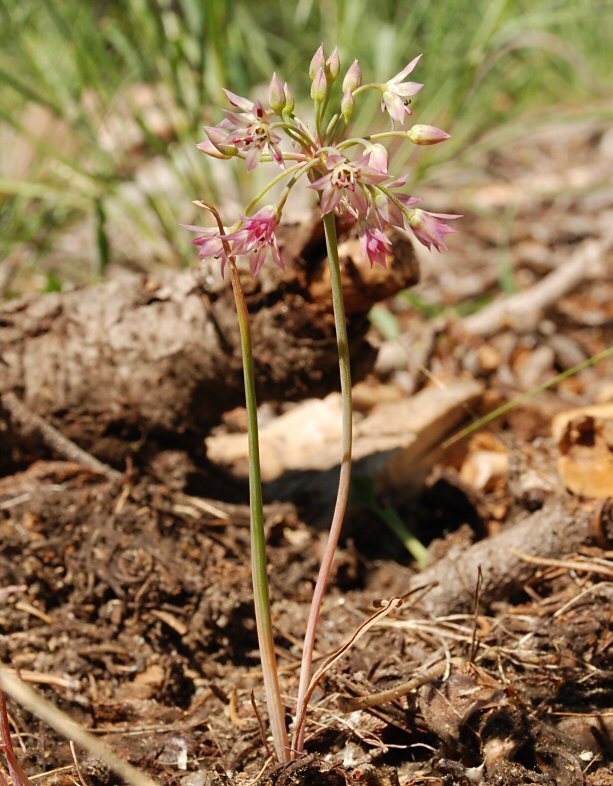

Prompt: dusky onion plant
[185,45,458,763]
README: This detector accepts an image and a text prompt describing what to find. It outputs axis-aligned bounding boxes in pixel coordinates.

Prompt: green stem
[292,210,353,756]
[270,121,315,149]
[197,201,288,762]
[338,131,410,151]
[229,260,289,763]
[243,161,316,217]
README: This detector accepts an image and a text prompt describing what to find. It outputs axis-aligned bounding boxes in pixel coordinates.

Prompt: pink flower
[360,225,393,268]
[224,206,283,276]
[408,209,461,251]
[182,224,228,275]
[199,90,284,172]
[381,54,423,125]
[309,154,388,217]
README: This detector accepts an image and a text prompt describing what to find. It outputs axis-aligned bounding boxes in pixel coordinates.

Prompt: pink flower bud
[340,88,355,121]
[282,82,295,114]
[342,59,362,92]
[326,47,340,80]
[407,124,450,145]
[268,72,285,113]
[309,44,326,80]
[310,67,328,102]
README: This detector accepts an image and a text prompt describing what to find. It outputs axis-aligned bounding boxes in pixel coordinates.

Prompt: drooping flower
[223,206,283,276]
[182,224,228,275]
[407,209,461,251]
[359,224,393,268]
[380,54,423,125]
[309,153,388,217]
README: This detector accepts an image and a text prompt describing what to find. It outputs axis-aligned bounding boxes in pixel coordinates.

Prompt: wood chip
[552,403,613,498]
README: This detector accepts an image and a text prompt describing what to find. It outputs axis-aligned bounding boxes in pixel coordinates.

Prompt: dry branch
[0,392,121,481]
[462,236,612,337]
[408,497,606,617]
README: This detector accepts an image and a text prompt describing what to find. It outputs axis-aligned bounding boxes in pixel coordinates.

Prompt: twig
[509,550,613,579]
[68,742,86,786]
[0,671,75,691]
[469,566,483,663]
[338,657,462,712]
[1,393,121,482]
[250,691,273,761]
[0,669,161,786]
[404,499,605,618]
[292,597,403,749]
[462,236,611,337]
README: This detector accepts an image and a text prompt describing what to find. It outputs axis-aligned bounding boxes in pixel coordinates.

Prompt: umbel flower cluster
[186,45,459,275]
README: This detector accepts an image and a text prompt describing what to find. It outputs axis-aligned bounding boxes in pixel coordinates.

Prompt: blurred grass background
[0,0,611,292]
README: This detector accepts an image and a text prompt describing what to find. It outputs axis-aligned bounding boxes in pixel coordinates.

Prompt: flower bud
[268,72,285,113]
[310,67,328,102]
[309,44,326,80]
[326,47,340,80]
[340,88,355,122]
[407,124,450,145]
[342,59,362,92]
[282,82,295,115]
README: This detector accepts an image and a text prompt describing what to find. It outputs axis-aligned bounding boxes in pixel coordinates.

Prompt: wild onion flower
[185,44,459,764]
[223,206,284,276]
[207,90,284,170]
[181,224,228,274]
[378,54,424,125]
[360,223,393,268]
[308,153,388,216]
[408,209,461,251]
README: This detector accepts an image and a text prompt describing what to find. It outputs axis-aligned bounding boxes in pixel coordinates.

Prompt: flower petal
[223,89,254,112]
[245,147,261,172]
[382,92,407,125]
[389,54,422,84]
[394,81,423,97]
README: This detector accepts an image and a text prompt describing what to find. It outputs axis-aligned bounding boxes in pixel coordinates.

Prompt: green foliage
[0,0,611,287]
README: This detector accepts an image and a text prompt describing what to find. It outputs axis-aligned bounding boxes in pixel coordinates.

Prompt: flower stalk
[199,203,289,763]
[292,210,353,755]
[231,259,289,762]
